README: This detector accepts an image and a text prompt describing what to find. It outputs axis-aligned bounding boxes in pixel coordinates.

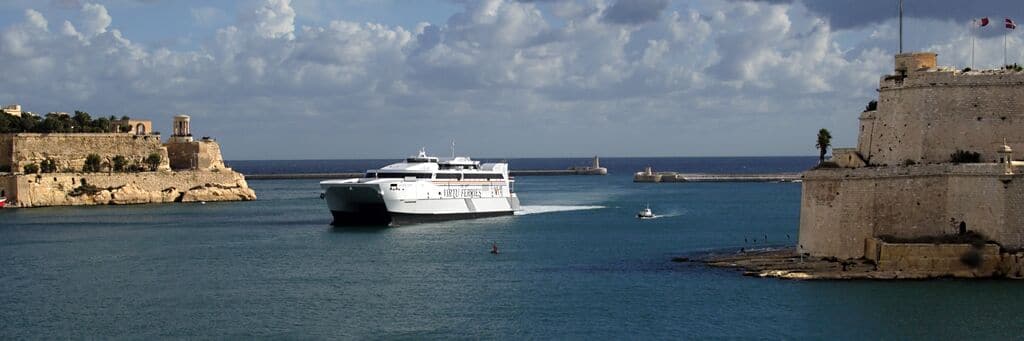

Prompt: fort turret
[846,53,1024,167]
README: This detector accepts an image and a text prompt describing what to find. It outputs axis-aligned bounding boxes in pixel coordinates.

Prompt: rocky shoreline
[699,245,1024,280]
[1,170,256,208]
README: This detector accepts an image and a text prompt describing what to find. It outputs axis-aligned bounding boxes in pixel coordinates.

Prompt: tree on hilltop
[144,153,162,171]
[816,128,832,164]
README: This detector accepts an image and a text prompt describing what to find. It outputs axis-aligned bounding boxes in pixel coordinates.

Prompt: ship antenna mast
[451,139,456,158]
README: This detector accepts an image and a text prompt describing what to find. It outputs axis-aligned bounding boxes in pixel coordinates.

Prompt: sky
[1,0,1023,160]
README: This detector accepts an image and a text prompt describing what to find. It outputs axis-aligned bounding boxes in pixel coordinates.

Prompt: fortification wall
[858,71,1024,166]
[0,174,15,199]
[9,170,255,207]
[7,133,170,173]
[0,134,12,171]
[166,140,226,171]
[197,141,226,170]
[800,165,1024,259]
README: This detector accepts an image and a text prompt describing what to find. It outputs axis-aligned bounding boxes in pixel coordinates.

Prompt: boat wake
[640,210,686,220]
[515,205,605,216]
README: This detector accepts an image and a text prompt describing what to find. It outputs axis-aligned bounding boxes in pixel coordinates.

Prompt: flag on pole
[1006,18,1016,29]
[979,17,990,27]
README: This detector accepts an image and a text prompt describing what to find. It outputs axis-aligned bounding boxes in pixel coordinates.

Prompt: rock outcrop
[3,170,256,207]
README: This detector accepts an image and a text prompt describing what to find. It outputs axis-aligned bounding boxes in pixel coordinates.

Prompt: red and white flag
[1006,18,1017,29]
[979,17,990,27]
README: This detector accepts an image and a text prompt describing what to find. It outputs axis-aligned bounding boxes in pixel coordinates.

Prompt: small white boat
[637,204,654,219]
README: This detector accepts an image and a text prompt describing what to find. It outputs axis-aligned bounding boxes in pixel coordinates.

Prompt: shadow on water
[328,225,392,234]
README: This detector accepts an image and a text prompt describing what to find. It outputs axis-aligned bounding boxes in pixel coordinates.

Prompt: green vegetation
[1005,63,1023,72]
[83,154,102,172]
[40,158,58,173]
[816,128,832,164]
[68,178,101,197]
[950,149,982,164]
[144,153,162,171]
[112,155,128,172]
[0,111,132,133]
[23,163,39,174]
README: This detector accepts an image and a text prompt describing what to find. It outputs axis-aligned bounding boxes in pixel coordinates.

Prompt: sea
[1,157,1020,339]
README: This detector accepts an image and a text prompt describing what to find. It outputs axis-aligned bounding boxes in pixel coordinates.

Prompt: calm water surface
[1,160,1020,339]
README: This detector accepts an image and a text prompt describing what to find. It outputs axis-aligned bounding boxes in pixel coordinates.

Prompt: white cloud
[25,9,48,32]
[80,2,111,36]
[0,0,938,158]
[243,0,296,40]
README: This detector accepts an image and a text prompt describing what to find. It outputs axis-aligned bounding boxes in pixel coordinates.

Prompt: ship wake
[515,205,604,215]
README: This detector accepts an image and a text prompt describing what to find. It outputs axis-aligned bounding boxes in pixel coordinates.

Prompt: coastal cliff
[2,171,255,207]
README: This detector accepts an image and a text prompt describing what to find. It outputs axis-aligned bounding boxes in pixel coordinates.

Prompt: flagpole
[898,0,903,53]
[972,20,976,69]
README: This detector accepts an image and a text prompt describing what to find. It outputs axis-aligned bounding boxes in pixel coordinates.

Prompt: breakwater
[246,169,606,180]
[634,171,801,183]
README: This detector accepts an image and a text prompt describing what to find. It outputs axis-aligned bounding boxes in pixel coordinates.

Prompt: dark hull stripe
[330,210,514,227]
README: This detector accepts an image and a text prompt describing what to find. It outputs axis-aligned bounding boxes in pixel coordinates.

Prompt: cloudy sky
[0,0,1021,160]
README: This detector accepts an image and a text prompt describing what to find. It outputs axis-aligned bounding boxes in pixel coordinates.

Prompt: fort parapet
[1,133,170,173]
[800,53,1024,260]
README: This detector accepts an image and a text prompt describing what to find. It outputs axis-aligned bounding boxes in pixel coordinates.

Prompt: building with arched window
[110,119,153,135]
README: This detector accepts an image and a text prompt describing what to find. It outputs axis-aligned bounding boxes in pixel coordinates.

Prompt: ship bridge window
[365,172,378,178]
[435,173,461,180]
[378,172,432,179]
[463,173,504,180]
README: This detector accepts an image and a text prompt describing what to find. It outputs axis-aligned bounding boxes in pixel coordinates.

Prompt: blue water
[1,158,1020,339]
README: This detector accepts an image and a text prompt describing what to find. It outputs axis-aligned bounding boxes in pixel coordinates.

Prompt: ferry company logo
[443,188,482,198]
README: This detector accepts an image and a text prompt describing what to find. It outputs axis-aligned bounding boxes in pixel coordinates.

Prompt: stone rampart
[800,165,1024,259]
[4,133,170,173]
[8,170,255,207]
[0,134,12,171]
[0,174,15,199]
[859,70,1024,166]
[166,140,226,171]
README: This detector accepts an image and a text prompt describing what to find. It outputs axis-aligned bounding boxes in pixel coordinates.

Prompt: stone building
[1,104,22,117]
[800,52,1024,259]
[111,118,153,135]
[164,114,226,171]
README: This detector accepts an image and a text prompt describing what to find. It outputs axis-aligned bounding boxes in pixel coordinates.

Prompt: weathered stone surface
[2,133,171,173]
[3,170,255,207]
[802,53,1024,260]
[858,68,1024,166]
[166,140,226,171]
[800,164,1024,259]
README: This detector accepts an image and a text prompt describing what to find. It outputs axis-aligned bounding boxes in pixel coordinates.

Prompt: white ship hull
[321,179,520,226]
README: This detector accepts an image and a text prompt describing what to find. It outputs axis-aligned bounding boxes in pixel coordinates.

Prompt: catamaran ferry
[320,149,520,226]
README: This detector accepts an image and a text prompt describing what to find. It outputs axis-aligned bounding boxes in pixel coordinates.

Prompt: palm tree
[816,128,832,163]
